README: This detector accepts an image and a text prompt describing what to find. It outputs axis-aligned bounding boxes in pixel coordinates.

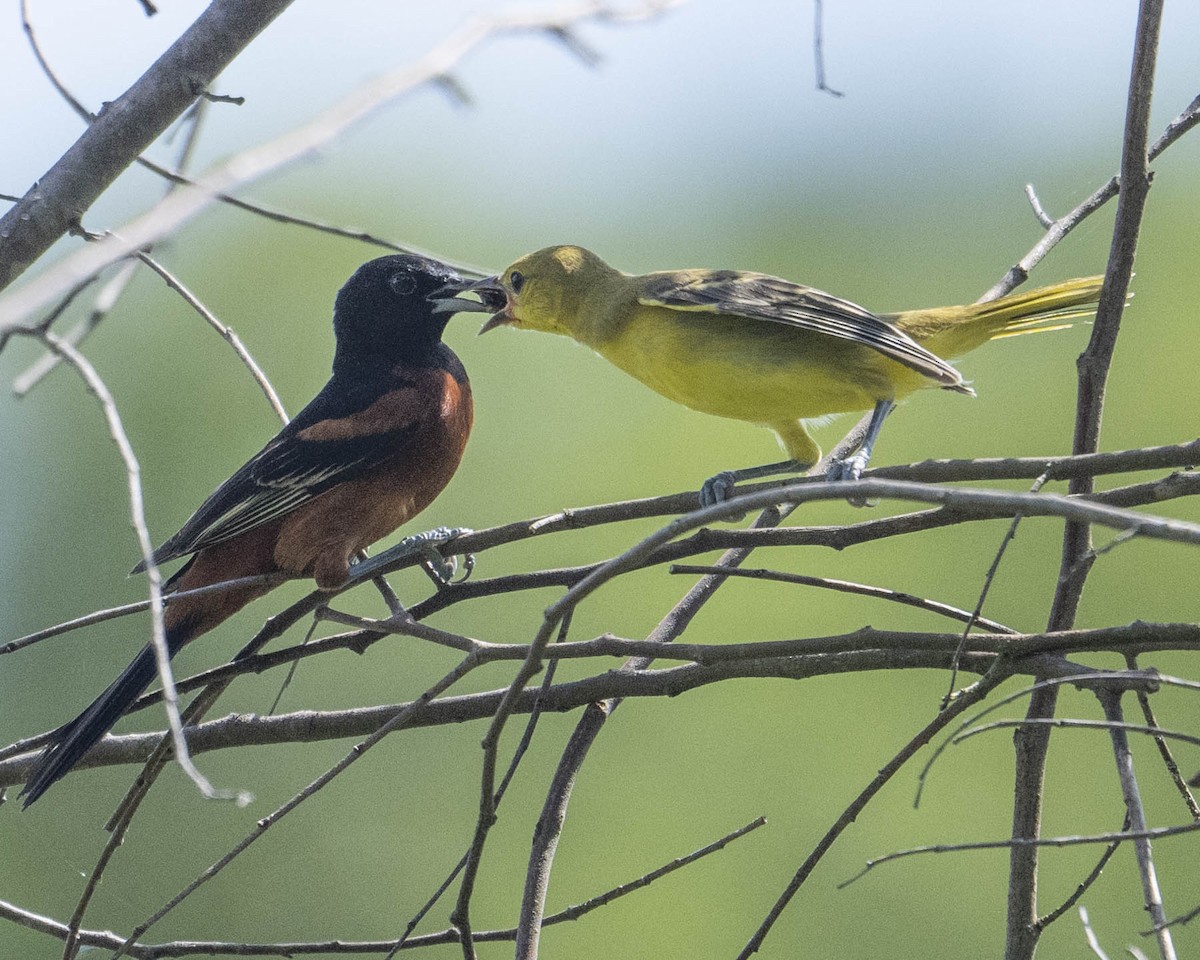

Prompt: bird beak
[428,276,503,316]
[462,276,515,334]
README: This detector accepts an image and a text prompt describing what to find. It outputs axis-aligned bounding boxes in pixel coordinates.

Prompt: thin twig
[1007,5,1163,954]
[1124,653,1200,820]
[11,70,210,394]
[133,251,288,423]
[112,652,482,959]
[1034,817,1127,933]
[0,573,283,656]
[29,332,228,804]
[842,819,1200,887]
[382,614,570,959]
[956,716,1200,752]
[1081,906,1113,960]
[1155,902,1200,933]
[1024,183,1055,228]
[980,87,1197,302]
[14,262,133,392]
[737,667,1011,958]
[916,669,1167,807]
[0,0,297,294]
[1097,689,1176,960]
[0,0,687,328]
[669,563,1015,633]
[0,818,766,956]
[812,0,844,97]
[948,472,1049,698]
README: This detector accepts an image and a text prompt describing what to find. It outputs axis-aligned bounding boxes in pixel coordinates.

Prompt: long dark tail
[20,621,191,807]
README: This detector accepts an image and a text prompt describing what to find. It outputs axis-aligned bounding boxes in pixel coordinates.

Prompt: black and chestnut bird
[449,245,1103,503]
[21,254,495,806]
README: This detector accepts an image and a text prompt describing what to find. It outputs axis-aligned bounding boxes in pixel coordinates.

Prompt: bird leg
[699,460,806,508]
[349,526,475,586]
[825,399,895,482]
[413,528,476,587]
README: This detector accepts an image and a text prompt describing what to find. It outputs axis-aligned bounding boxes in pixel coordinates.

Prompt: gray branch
[0,0,295,290]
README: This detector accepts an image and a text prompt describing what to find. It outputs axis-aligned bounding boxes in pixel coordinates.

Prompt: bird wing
[638,270,967,389]
[133,380,420,572]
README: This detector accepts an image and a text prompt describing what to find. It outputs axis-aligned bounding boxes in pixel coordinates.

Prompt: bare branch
[1008,4,1163,953]
[668,563,1016,633]
[516,700,608,958]
[27,331,229,805]
[737,666,1012,958]
[0,0,686,332]
[956,717,1200,753]
[1024,183,1055,229]
[0,573,282,657]
[12,98,208,394]
[1081,906,1114,960]
[13,261,135,393]
[0,818,765,956]
[1124,652,1200,821]
[0,0,296,291]
[1097,689,1176,960]
[133,251,288,423]
[1034,820,1127,933]
[844,820,1200,888]
[111,653,482,958]
[981,87,1197,302]
[8,632,1194,801]
[16,1,493,280]
[948,473,1049,698]
[812,0,844,97]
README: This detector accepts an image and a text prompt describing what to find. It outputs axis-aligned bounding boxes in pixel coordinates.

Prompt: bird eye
[389,273,417,296]
[509,270,525,294]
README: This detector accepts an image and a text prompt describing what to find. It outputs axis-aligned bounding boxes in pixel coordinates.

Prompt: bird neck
[561,270,638,348]
[331,337,443,382]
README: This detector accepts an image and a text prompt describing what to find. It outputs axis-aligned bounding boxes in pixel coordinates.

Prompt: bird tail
[20,619,193,807]
[894,276,1105,359]
[979,275,1106,340]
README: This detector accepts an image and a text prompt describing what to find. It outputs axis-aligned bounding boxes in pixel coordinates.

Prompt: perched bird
[451,245,1102,502]
[22,254,491,806]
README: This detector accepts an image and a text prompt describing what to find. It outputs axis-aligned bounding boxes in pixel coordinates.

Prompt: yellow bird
[447,245,1102,504]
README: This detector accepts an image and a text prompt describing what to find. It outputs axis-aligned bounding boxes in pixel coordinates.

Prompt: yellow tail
[892,275,1104,359]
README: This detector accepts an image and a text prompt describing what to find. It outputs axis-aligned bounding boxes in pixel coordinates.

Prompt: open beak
[465,276,513,334]
[429,276,497,315]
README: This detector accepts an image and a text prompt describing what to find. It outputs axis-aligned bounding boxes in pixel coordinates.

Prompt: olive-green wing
[638,270,969,391]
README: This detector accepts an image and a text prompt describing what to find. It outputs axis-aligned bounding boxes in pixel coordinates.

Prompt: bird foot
[399,526,476,587]
[825,456,875,507]
[348,526,475,585]
[826,455,865,482]
[699,471,738,508]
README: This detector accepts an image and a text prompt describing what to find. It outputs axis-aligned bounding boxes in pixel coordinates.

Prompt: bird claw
[348,526,475,584]
[825,456,876,508]
[399,526,476,587]
[825,454,867,482]
[699,471,738,508]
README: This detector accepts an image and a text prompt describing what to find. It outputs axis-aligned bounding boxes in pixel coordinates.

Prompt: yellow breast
[593,305,916,425]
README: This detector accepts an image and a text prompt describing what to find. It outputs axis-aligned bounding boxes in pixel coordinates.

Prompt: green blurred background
[2,1,1199,956]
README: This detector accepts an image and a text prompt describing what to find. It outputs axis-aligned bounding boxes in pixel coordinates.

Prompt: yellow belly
[595,306,924,425]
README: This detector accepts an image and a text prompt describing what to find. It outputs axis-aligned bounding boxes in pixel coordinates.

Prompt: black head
[332,254,469,372]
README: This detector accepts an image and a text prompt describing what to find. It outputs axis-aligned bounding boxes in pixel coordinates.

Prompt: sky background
[2,2,1199,958]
